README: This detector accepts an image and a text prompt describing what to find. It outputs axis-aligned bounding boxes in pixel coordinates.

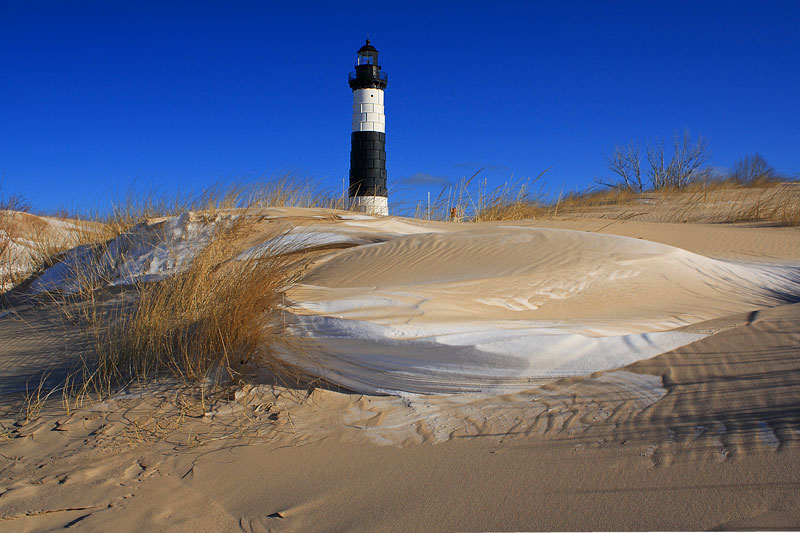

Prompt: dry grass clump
[1,178,339,437]
[414,169,551,222]
[1,177,346,410]
[76,215,310,397]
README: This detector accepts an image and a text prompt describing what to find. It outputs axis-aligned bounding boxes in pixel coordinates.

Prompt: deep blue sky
[2,1,799,214]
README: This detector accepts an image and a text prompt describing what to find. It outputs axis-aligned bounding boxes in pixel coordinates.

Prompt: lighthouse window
[358,55,375,65]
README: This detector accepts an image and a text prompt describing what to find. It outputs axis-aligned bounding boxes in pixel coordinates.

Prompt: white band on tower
[352,89,385,133]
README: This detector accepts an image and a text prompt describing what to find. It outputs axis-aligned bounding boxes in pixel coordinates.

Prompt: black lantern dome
[349,39,388,90]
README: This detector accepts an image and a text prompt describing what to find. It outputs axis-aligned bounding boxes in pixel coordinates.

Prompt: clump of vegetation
[65,178,351,397]
[77,215,310,398]
[728,152,787,185]
[600,130,712,192]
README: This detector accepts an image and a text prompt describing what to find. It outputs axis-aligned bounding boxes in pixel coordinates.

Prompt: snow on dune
[30,212,224,293]
[282,315,706,394]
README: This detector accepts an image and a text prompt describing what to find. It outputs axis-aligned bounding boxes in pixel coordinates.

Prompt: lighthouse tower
[348,40,388,215]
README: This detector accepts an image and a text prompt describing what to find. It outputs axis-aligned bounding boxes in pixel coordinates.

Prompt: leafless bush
[0,183,31,213]
[602,130,711,191]
[728,153,784,184]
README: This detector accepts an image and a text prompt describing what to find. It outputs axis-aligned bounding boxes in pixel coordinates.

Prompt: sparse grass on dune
[1,176,349,294]
[412,169,551,222]
[593,180,800,225]
[103,176,349,237]
[415,173,800,226]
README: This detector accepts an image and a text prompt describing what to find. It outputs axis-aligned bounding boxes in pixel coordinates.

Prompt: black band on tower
[349,131,387,197]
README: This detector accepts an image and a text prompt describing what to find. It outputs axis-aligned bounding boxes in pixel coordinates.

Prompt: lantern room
[357,40,378,65]
[349,39,388,90]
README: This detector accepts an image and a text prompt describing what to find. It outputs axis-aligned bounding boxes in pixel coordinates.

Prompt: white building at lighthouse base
[349,195,388,215]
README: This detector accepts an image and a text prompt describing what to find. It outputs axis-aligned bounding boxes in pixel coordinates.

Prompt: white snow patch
[237,231,374,259]
[30,212,227,293]
[281,313,707,395]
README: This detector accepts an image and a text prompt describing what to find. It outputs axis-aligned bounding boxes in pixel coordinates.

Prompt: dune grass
[63,178,351,399]
[69,214,311,403]
[0,176,349,294]
[103,176,349,236]
[413,172,800,226]
[412,169,552,222]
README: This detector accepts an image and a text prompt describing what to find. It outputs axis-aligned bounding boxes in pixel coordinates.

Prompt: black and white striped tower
[348,39,388,215]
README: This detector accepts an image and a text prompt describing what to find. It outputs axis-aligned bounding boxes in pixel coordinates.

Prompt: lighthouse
[348,40,388,215]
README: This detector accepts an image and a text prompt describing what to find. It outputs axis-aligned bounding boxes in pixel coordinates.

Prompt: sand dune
[14,209,800,394]
[0,210,100,292]
[283,218,800,393]
[2,207,800,530]
[1,301,798,530]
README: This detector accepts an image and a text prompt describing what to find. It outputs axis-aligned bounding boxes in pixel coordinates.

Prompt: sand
[1,207,800,531]
[0,210,103,292]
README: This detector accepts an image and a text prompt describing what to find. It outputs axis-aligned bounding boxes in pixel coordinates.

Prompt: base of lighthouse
[349,195,388,215]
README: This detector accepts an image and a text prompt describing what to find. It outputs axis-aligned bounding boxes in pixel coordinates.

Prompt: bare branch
[605,140,644,192]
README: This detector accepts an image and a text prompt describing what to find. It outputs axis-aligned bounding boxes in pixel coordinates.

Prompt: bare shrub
[0,193,31,213]
[602,130,711,191]
[728,153,784,185]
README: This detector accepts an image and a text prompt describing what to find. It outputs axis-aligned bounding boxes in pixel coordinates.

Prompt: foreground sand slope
[1,302,799,531]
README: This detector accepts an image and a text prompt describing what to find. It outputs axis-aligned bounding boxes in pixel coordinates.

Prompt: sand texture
[1,207,799,531]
